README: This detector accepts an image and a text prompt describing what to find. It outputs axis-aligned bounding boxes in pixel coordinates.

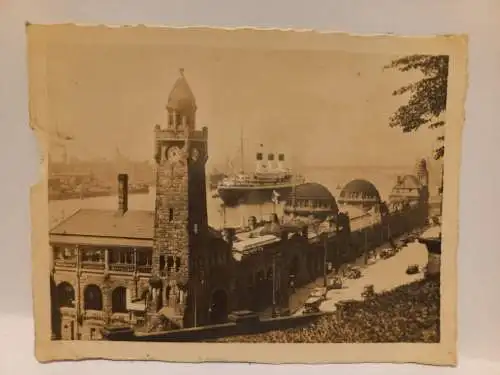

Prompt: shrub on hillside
[215,278,440,343]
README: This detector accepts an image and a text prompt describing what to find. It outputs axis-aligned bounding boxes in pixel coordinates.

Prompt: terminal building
[49,69,432,340]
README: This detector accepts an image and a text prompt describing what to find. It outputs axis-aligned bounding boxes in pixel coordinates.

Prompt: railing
[60,307,76,317]
[84,309,107,321]
[53,261,153,274]
[137,265,152,274]
[111,312,130,324]
[109,263,135,273]
[81,261,105,270]
[54,260,77,268]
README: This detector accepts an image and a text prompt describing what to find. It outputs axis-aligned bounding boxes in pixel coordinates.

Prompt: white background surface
[1,0,499,373]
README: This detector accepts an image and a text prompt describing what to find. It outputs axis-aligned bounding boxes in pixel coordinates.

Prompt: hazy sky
[44,37,444,169]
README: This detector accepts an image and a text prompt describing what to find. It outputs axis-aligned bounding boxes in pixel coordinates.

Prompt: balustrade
[81,261,105,270]
[137,265,152,274]
[84,309,107,321]
[52,247,153,275]
[60,307,76,317]
[109,263,135,273]
[110,312,130,324]
[54,260,77,268]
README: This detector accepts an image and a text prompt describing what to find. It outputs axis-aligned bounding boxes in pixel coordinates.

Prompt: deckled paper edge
[27,24,467,366]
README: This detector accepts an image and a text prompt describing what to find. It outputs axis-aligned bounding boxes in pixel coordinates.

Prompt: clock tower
[150,69,209,328]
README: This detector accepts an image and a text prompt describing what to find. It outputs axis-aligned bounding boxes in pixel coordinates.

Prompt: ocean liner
[217,148,305,206]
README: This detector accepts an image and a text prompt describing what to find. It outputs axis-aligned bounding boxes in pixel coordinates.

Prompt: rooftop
[339,179,381,201]
[167,68,196,112]
[287,183,336,202]
[50,208,154,240]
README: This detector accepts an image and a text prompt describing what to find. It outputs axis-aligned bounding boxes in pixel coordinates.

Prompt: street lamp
[271,252,277,318]
[323,233,328,288]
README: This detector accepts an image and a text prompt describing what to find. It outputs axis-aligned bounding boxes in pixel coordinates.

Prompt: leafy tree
[385,55,449,160]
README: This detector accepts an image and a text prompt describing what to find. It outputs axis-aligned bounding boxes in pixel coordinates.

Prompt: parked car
[327,276,343,290]
[303,296,323,314]
[228,310,260,324]
[380,247,397,259]
[343,265,362,279]
[406,264,420,275]
[309,287,327,299]
[361,284,375,299]
[366,251,379,265]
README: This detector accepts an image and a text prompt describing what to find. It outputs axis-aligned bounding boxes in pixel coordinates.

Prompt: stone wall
[104,311,330,342]
[52,269,151,340]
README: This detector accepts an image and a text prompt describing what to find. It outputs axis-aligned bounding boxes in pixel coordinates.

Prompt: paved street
[292,229,433,315]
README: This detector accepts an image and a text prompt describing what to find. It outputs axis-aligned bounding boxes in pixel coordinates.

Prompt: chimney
[278,153,285,170]
[256,152,263,173]
[267,153,275,170]
[396,175,403,185]
[118,174,129,215]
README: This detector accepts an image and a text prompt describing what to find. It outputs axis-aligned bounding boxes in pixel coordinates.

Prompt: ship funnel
[267,153,275,171]
[256,152,264,172]
[278,153,285,171]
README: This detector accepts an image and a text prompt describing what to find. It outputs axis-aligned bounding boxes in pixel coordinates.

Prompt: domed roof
[285,183,338,216]
[398,175,421,189]
[339,179,380,201]
[167,68,196,112]
[289,182,335,201]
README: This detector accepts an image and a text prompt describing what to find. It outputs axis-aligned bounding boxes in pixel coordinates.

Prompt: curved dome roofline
[398,174,421,187]
[167,68,197,112]
[287,182,335,201]
[285,182,339,215]
[339,179,381,201]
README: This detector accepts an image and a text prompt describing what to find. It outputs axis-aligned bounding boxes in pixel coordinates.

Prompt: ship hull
[217,185,293,206]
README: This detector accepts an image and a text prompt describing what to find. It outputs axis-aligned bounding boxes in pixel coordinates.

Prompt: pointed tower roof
[167,68,196,112]
[415,158,428,177]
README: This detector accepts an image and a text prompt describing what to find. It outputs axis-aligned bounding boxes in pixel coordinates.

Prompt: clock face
[191,147,200,162]
[166,146,181,162]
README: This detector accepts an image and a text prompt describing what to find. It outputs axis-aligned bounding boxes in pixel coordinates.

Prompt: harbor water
[48,166,435,230]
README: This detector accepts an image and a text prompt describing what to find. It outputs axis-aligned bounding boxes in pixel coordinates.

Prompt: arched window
[111,287,127,313]
[83,284,103,310]
[56,282,75,308]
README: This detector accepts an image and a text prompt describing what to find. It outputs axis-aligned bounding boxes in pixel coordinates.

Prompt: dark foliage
[386,55,449,160]
[215,278,440,343]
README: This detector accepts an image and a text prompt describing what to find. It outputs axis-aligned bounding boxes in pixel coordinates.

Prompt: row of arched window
[341,192,378,200]
[56,282,128,313]
[285,199,332,209]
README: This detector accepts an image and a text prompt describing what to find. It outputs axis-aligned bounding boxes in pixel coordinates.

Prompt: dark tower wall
[151,70,210,328]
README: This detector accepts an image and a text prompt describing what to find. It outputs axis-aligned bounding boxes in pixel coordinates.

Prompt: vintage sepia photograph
[28,25,466,364]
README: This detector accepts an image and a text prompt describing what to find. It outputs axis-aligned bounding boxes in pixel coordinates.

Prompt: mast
[291,151,297,210]
[240,127,244,174]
